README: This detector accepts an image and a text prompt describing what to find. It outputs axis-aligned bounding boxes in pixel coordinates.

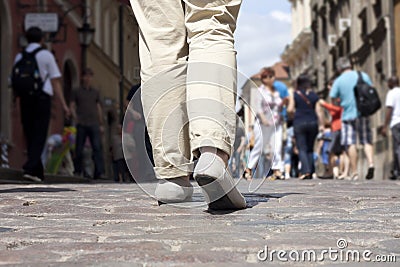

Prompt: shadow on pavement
[205,192,303,215]
[0,187,77,193]
[244,192,303,208]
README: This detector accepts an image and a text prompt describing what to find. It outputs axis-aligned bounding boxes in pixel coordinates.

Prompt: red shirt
[321,102,343,132]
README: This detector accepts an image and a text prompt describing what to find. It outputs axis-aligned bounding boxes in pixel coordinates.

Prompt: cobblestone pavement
[0,178,399,266]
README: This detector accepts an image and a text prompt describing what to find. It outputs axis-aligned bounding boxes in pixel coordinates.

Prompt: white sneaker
[155,177,193,203]
[23,174,42,182]
[194,152,246,210]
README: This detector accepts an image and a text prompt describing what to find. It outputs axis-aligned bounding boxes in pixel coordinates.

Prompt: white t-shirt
[385,86,400,128]
[14,43,61,96]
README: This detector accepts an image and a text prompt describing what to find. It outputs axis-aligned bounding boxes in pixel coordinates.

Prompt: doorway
[0,0,12,140]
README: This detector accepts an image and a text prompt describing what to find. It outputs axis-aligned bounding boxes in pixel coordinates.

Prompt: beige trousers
[130,0,242,179]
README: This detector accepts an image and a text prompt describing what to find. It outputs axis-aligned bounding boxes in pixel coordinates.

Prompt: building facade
[309,0,397,94]
[395,0,400,78]
[0,0,140,174]
[281,0,313,80]
[284,0,399,179]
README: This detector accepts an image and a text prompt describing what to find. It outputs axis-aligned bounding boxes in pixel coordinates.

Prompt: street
[0,178,399,266]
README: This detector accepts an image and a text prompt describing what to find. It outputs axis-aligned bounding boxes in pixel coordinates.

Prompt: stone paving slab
[0,179,399,266]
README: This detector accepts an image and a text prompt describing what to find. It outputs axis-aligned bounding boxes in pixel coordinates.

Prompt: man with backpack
[329,57,376,180]
[12,27,70,182]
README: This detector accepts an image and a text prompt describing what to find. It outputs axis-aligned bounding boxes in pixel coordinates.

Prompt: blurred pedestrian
[320,79,349,179]
[283,124,299,179]
[379,76,400,180]
[12,27,70,182]
[316,121,332,178]
[243,67,284,180]
[230,117,246,178]
[125,84,155,181]
[70,68,105,179]
[129,0,246,210]
[330,57,375,180]
[111,124,128,183]
[288,74,324,180]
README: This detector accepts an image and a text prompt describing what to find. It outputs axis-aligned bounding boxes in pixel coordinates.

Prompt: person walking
[111,125,128,183]
[288,74,324,180]
[125,84,155,181]
[70,68,105,180]
[379,76,400,180]
[244,67,284,180]
[320,79,349,179]
[129,0,246,210]
[12,27,70,182]
[329,57,375,180]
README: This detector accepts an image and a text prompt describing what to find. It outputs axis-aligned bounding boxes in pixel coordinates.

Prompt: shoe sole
[195,174,245,210]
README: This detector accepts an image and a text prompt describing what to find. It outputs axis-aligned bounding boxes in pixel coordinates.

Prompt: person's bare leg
[339,152,350,178]
[347,145,358,179]
[364,144,375,179]
[284,163,291,179]
[330,154,339,179]
[363,144,374,166]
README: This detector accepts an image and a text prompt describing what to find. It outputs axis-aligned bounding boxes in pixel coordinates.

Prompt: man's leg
[132,122,155,180]
[130,0,193,203]
[391,123,400,178]
[363,144,374,166]
[341,120,358,179]
[20,97,35,176]
[358,117,374,179]
[73,125,87,176]
[22,95,51,180]
[347,145,358,177]
[88,125,105,178]
[185,0,246,209]
[185,0,241,157]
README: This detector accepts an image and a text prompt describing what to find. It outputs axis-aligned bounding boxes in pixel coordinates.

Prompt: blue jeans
[74,124,105,177]
[294,121,318,175]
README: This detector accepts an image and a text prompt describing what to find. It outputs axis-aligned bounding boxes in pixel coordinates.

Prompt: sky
[235,1,292,87]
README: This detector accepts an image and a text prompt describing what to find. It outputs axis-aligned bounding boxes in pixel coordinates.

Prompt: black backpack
[11,47,46,97]
[353,71,381,117]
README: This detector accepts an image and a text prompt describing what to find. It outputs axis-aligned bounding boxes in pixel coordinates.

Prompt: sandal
[351,173,359,180]
[272,170,285,180]
[242,168,252,180]
[299,173,312,180]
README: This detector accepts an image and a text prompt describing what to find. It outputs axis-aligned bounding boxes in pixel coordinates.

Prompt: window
[373,0,382,18]
[322,16,328,43]
[359,8,368,40]
[94,1,101,45]
[104,11,110,54]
